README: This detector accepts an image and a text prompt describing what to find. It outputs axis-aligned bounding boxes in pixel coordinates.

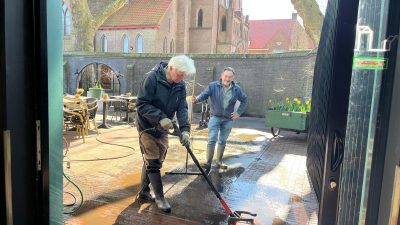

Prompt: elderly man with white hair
[136,55,196,213]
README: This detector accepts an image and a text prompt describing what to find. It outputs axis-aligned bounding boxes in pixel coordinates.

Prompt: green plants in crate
[265,97,311,136]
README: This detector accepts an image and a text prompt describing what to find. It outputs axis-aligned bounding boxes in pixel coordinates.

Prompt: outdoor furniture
[98,98,124,129]
[127,102,137,126]
[63,107,87,143]
[63,95,90,140]
[86,97,99,134]
[111,95,137,122]
[109,97,127,122]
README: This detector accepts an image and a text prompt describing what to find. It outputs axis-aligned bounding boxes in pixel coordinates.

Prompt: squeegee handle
[184,144,235,216]
[169,123,236,216]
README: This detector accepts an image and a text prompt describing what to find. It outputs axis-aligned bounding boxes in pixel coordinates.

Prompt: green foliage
[91,81,103,89]
[267,97,311,113]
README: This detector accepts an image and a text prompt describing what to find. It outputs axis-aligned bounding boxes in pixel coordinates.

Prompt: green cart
[265,110,310,137]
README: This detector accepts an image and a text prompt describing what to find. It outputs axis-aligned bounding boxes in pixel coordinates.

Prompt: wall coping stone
[64,51,317,59]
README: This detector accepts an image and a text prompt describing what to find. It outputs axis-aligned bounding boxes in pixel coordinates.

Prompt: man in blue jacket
[192,67,248,172]
[136,55,196,213]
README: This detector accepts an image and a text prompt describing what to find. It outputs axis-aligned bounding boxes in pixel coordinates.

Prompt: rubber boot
[216,144,228,169]
[136,164,154,203]
[202,144,215,173]
[147,172,171,213]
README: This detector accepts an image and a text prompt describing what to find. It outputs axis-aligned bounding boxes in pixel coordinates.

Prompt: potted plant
[87,81,103,100]
[265,97,311,136]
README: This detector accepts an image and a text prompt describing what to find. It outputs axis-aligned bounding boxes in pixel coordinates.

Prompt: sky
[242,0,327,20]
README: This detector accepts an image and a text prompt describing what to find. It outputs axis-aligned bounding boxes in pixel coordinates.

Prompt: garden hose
[62,135,138,215]
[63,172,84,214]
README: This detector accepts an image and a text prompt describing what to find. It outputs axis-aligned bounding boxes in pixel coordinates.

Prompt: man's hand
[159,118,173,130]
[231,112,240,120]
[180,131,190,146]
[191,95,197,103]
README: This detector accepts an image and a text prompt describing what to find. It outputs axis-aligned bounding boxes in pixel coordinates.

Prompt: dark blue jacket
[195,80,248,119]
[136,62,190,138]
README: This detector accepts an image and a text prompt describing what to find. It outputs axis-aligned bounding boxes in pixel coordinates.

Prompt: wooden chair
[109,98,127,122]
[127,102,137,126]
[63,107,87,143]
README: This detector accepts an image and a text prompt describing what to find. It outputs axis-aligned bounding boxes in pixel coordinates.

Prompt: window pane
[102,36,108,52]
[123,36,129,53]
[170,40,174,53]
[221,16,226,32]
[136,35,143,53]
[65,10,71,35]
[198,10,203,27]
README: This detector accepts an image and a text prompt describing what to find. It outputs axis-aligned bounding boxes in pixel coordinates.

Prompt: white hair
[168,55,196,76]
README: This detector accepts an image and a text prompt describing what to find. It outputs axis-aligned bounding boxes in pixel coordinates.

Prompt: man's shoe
[216,161,228,169]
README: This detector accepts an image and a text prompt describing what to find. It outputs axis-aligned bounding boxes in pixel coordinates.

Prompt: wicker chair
[86,97,99,134]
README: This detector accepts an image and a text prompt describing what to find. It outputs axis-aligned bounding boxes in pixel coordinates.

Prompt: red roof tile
[248,19,314,50]
[100,0,172,29]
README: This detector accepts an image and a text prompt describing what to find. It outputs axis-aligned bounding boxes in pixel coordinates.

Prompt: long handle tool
[168,123,257,225]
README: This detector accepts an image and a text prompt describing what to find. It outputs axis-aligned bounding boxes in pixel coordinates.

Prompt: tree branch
[94,0,126,28]
[291,0,324,47]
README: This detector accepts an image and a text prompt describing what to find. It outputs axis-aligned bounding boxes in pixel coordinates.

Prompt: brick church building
[94,0,249,54]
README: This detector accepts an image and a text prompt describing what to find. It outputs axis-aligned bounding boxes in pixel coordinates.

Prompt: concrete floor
[63,114,318,225]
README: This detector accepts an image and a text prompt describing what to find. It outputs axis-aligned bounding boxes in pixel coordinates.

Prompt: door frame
[0,0,63,224]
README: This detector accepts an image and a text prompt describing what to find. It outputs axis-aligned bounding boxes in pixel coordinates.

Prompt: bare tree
[69,0,126,51]
[291,0,324,47]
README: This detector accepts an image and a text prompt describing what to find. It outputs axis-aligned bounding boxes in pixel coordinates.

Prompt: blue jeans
[206,116,233,166]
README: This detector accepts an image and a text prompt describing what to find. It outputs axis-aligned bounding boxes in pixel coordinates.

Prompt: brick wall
[64,51,316,116]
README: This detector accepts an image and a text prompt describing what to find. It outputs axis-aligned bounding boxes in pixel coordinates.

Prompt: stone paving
[63,115,318,225]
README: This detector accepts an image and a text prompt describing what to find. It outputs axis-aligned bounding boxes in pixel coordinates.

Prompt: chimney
[292,12,298,21]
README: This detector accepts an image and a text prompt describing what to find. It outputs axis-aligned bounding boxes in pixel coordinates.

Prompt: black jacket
[136,62,190,138]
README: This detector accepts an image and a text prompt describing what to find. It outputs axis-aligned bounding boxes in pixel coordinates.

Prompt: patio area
[62,113,318,225]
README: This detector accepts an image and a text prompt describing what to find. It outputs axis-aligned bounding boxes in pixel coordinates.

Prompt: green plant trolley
[265,110,310,137]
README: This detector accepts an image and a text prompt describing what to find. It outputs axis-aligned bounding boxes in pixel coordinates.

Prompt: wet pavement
[63,114,318,225]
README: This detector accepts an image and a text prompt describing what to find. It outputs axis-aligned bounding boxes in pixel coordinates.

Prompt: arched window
[163,37,168,53]
[221,16,227,32]
[101,35,108,52]
[62,2,71,35]
[122,35,129,53]
[197,9,203,27]
[225,0,231,8]
[170,40,174,53]
[136,34,143,53]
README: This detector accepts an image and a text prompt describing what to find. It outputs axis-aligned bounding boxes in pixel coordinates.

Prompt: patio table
[98,98,124,129]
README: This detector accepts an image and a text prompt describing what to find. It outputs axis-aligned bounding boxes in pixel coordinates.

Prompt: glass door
[337,0,398,224]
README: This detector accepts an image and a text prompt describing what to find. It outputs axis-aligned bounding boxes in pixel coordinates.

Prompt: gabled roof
[248,19,314,50]
[100,0,173,30]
